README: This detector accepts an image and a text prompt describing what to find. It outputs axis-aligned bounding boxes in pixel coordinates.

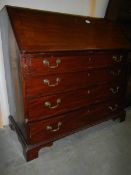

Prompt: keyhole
[88,90,90,94]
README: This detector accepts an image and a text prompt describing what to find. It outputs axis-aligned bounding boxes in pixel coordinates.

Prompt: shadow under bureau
[2,6,130,161]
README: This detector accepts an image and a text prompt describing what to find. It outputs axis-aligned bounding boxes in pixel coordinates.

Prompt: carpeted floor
[0,110,131,175]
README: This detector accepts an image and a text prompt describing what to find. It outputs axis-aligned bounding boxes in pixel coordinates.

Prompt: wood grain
[25,67,126,98]
[7,6,130,53]
[28,82,125,121]
[5,6,129,161]
[28,99,123,144]
[23,51,127,76]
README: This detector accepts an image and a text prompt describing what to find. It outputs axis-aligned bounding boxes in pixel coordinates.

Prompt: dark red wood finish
[28,82,125,121]
[25,67,126,98]
[28,99,123,144]
[23,52,127,75]
[6,6,130,161]
[7,6,130,52]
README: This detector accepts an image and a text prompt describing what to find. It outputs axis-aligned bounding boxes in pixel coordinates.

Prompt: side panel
[0,7,26,137]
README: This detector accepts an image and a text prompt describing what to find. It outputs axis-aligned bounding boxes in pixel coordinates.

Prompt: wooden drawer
[28,99,123,144]
[24,52,127,75]
[26,67,126,98]
[28,83,125,120]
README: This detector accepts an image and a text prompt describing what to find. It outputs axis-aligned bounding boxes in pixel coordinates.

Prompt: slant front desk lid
[7,6,130,53]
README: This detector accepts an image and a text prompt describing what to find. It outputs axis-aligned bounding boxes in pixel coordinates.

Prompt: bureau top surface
[7,6,130,53]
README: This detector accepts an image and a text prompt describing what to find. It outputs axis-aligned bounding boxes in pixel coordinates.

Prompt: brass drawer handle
[110,86,120,94]
[44,98,61,109]
[112,56,122,63]
[43,78,61,87]
[46,122,62,132]
[110,70,121,76]
[108,104,118,111]
[43,59,61,68]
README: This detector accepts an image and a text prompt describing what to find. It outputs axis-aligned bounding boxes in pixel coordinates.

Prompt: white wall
[0,28,10,125]
[0,0,109,125]
[0,0,109,17]
[95,0,109,17]
[1,0,90,16]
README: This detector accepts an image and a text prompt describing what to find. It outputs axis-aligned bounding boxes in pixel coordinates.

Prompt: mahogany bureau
[2,6,130,161]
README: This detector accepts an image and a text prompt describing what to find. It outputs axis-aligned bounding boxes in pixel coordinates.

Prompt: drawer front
[25,52,126,75]
[28,99,123,144]
[26,67,126,97]
[28,83,125,120]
